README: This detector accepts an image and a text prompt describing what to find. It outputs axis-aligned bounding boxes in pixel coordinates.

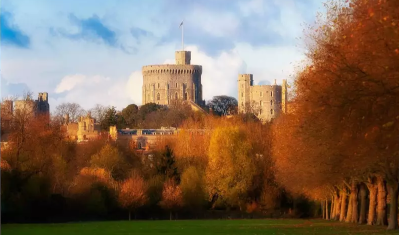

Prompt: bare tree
[55,102,86,123]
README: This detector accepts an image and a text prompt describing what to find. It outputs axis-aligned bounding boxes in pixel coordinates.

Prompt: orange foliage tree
[118,174,148,220]
[159,179,184,220]
[275,0,399,230]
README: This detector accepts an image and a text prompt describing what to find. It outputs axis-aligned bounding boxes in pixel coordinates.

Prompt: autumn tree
[90,144,127,180]
[159,179,184,220]
[205,126,256,210]
[180,166,206,211]
[282,0,399,230]
[118,174,148,220]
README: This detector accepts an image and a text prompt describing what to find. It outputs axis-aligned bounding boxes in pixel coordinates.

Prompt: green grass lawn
[1,219,396,235]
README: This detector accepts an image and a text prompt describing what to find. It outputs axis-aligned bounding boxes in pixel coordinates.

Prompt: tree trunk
[321,201,325,219]
[345,191,353,223]
[325,200,330,220]
[330,195,335,219]
[129,210,131,221]
[334,193,341,220]
[358,183,367,224]
[350,181,359,223]
[339,190,347,222]
[386,182,398,230]
[367,179,377,225]
[376,176,388,226]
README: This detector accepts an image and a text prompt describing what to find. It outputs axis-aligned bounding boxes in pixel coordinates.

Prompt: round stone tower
[142,51,203,106]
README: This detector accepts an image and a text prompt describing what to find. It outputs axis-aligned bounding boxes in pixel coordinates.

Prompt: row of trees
[272,0,398,230]
[2,105,294,222]
[53,96,239,131]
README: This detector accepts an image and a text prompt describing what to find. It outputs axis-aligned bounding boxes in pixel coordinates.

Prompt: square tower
[238,74,253,113]
[175,51,191,65]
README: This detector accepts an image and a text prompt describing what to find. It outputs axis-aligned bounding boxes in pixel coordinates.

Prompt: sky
[0,0,324,111]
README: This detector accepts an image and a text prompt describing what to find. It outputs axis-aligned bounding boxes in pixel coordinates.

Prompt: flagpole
[181,22,184,51]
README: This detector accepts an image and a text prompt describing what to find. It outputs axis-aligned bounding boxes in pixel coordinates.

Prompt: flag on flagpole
[179,21,183,28]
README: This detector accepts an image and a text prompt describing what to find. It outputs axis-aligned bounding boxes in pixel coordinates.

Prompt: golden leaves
[382,121,394,129]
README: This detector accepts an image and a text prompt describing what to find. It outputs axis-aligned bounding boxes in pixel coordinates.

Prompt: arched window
[175,92,178,100]
[157,93,160,100]
[270,100,273,106]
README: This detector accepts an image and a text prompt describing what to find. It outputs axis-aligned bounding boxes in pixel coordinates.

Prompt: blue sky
[1,0,323,110]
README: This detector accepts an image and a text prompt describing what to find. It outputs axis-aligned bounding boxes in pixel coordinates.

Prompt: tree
[121,104,138,127]
[90,104,108,124]
[156,145,179,182]
[54,102,85,123]
[100,106,117,131]
[180,166,206,211]
[90,144,127,180]
[281,0,399,230]
[205,126,256,209]
[159,179,183,220]
[207,96,238,116]
[118,174,147,220]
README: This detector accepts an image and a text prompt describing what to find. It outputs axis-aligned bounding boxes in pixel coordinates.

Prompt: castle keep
[238,74,288,121]
[142,51,204,107]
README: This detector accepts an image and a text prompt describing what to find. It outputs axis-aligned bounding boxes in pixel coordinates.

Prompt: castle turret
[238,74,253,113]
[175,51,191,65]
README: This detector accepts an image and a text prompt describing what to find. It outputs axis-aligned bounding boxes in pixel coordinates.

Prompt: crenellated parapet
[142,65,202,75]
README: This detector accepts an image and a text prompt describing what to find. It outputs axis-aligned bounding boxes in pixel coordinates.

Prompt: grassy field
[1,219,396,235]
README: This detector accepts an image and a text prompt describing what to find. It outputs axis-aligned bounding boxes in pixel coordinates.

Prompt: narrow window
[270,100,273,106]
[157,93,160,100]
[271,109,273,114]
[260,109,262,115]
[271,91,273,97]
[260,101,263,106]
[175,92,178,100]
[260,92,263,97]
[175,83,178,88]
[241,93,244,97]
[158,83,160,88]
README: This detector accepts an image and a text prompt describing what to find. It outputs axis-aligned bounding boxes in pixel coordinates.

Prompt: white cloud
[126,71,143,105]
[189,9,240,37]
[55,74,85,93]
[238,0,265,17]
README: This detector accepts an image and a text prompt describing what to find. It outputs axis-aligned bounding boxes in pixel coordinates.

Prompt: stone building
[63,112,102,142]
[238,74,288,121]
[13,92,50,118]
[142,51,205,107]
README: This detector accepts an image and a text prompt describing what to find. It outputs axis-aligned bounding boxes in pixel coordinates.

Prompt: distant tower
[36,92,50,117]
[238,74,253,113]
